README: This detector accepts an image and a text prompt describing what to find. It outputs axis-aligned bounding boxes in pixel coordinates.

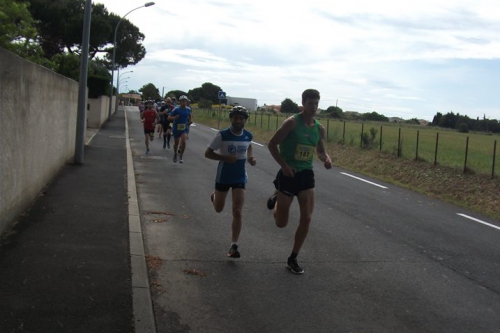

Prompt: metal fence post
[397,128,402,157]
[326,119,330,141]
[463,136,469,173]
[434,133,439,165]
[379,125,383,151]
[415,130,420,160]
[343,121,346,143]
[360,123,364,148]
[492,140,497,179]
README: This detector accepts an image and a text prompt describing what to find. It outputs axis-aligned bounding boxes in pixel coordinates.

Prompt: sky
[97,0,500,121]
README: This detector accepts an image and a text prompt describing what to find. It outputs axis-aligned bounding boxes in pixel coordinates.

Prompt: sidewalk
[0,110,151,332]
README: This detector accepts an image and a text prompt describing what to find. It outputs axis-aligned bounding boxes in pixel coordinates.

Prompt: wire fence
[196,108,498,179]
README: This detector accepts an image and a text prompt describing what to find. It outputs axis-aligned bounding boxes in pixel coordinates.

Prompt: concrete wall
[88,95,114,128]
[0,48,79,235]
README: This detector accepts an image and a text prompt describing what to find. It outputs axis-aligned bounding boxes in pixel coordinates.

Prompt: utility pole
[74,0,92,164]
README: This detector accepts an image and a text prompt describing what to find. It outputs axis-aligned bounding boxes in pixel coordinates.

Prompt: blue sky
[98,0,500,121]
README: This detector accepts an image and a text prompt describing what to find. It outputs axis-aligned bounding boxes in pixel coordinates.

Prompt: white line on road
[457,213,500,231]
[340,172,388,189]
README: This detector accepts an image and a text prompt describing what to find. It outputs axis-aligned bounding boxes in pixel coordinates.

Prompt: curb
[125,108,157,333]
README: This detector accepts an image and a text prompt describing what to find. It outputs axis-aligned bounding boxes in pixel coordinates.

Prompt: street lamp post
[107,2,155,121]
[115,70,132,112]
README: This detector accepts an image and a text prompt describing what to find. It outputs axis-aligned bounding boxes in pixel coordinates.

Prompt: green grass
[195,108,499,177]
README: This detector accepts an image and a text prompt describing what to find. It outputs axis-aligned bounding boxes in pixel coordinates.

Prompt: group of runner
[140,89,332,275]
[140,95,192,163]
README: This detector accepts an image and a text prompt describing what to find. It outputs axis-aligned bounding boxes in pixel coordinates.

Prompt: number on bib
[177,123,186,131]
[294,144,313,161]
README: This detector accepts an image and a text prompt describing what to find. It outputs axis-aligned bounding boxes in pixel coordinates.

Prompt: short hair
[302,89,320,104]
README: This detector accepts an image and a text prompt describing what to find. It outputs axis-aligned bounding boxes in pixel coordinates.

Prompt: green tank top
[279,114,320,171]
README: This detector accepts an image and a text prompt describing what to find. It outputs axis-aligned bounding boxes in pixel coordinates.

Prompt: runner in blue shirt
[168,95,192,163]
[205,106,256,258]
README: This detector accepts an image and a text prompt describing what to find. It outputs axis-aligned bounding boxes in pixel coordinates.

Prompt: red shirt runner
[142,109,157,131]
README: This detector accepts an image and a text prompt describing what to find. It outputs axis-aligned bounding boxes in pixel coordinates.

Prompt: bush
[198,98,213,109]
[457,123,469,133]
[88,75,111,98]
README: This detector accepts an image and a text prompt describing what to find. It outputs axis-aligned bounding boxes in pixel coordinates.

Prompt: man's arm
[268,116,296,177]
[204,147,237,163]
[316,125,332,169]
[246,144,256,166]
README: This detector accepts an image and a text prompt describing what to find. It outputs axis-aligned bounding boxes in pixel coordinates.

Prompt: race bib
[294,144,314,161]
[177,123,186,131]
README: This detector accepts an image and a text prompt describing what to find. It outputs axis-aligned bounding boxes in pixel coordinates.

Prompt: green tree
[280,98,299,114]
[322,106,344,118]
[188,82,223,103]
[361,112,389,122]
[51,53,110,82]
[166,90,188,100]
[0,0,52,65]
[25,0,146,69]
[198,98,213,109]
[139,83,161,101]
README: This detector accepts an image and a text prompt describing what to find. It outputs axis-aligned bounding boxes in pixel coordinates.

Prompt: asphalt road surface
[126,107,500,333]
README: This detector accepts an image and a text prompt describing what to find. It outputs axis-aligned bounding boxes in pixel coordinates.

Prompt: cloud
[99,0,500,121]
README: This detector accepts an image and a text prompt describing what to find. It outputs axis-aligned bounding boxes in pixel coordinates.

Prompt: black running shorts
[215,182,246,192]
[273,169,315,196]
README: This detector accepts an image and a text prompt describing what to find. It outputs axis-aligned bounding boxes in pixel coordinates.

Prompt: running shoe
[266,190,278,210]
[286,258,304,274]
[179,158,184,163]
[173,154,177,163]
[227,244,240,258]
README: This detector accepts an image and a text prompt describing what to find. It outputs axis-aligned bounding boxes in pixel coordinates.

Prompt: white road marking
[340,172,388,189]
[457,213,500,231]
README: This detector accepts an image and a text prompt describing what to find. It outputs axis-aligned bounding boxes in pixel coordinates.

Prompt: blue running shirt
[170,106,191,135]
[208,128,253,184]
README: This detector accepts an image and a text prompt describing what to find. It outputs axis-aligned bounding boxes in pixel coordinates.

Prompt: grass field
[195,108,499,177]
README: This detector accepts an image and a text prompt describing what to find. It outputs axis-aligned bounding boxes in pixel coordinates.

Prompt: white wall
[226,96,258,111]
[0,48,79,235]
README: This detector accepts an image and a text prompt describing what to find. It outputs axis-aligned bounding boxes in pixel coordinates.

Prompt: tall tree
[187,82,223,103]
[0,0,50,65]
[281,98,300,114]
[139,83,161,101]
[322,106,344,118]
[25,0,146,69]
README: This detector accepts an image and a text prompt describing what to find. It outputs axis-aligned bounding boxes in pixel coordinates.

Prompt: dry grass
[329,143,500,221]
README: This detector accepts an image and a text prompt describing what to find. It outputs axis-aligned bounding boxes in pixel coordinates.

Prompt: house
[226,96,258,111]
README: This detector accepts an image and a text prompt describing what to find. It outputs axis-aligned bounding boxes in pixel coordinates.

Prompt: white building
[226,96,258,111]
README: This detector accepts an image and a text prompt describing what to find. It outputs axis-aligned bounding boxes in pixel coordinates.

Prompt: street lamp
[107,2,155,121]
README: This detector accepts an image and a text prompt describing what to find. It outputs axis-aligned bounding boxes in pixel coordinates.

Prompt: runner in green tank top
[267,89,332,274]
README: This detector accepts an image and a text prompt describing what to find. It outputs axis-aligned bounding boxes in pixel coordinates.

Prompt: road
[126,107,500,333]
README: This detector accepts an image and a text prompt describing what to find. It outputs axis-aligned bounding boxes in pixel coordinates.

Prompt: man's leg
[292,188,315,254]
[173,136,180,162]
[212,189,228,213]
[273,191,294,228]
[166,129,171,148]
[179,133,187,158]
[145,134,150,151]
[231,188,245,243]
